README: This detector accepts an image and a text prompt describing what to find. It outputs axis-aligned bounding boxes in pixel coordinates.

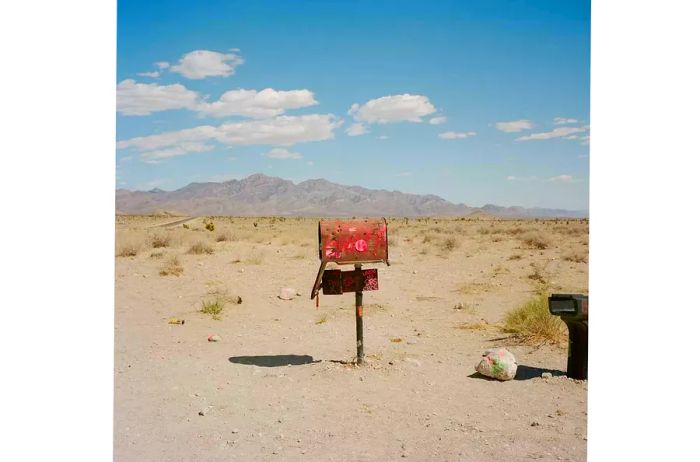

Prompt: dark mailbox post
[548,294,588,380]
[311,218,389,364]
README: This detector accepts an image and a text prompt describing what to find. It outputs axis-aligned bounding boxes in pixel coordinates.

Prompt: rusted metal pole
[354,263,364,364]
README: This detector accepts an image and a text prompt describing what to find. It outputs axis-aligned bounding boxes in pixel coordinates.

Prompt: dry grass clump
[215,231,235,242]
[188,241,214,255]
[443,237,459,252]
[159,255,183,276]
[508,254,523,261]
[503,291,566,344]
[149,251,164,259]
[116,243,140,257]
[563,249,588,263]
[150,233,171,248]
[200,297,224,319]
[520,231,552,250]
[457,282,493,295]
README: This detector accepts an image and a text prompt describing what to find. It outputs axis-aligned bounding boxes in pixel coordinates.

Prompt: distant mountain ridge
[116,173,587,218]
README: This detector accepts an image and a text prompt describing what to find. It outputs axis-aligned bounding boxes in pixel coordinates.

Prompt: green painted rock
[475,348,518,381]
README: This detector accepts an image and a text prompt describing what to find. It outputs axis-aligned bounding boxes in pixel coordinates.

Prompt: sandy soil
[115,216,588,461]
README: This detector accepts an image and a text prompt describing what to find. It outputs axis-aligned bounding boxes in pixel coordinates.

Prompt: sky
[117,0,590,210]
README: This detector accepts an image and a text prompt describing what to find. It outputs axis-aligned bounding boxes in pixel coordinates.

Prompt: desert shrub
[443,237,459,252]
[188,241,214,255]
[520,231,551,250]
[316,314,328,325]
[150,234,171,248]
[149,251,164,259]
[563,250,588,263]
[215,231,234,242]
[159,256,183,276]
[503,291,566,344]
[508,254,523,261]
[200,298,224,319]
[528,266,547,285]
[116,243,139,257]
[203,219,215,232]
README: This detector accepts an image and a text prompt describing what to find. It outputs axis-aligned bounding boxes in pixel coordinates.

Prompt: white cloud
[171,49,244,79]
[348,94,436,124]
[117,114,342,161]
[396,171,413,177]
[516,126,587,141]
[137,71,160,78]
[438,131,476,140]
[198,88,317,118]
[155,61,170,70]
[307,161,314,166]
[378,135,389,140]
[579,134,590,145]
[345,123,368,136]
[429,116,447,125]
[263,148,303,160]
[554,117,578,125]
[495,119,534,132]
[117,79,199,115]
[140,142,215,163]
[547,174,575,183]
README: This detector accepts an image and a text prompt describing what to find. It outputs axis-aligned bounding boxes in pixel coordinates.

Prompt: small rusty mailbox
[310,218,389,364]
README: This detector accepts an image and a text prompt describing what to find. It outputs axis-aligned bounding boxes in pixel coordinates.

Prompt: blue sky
[117,0,590,210]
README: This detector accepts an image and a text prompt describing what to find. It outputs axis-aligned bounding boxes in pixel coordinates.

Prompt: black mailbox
[548,294,588,380]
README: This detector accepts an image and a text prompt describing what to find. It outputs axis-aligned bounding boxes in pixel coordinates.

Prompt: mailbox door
[318,218,388,265]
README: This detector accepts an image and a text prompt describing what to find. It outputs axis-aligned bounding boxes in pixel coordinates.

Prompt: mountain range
[116,174,587,218]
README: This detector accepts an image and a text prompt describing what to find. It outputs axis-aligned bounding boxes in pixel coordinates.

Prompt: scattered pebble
[542,372,553,379]
[208,334,222,342]
[278,288,298,300]
[454,302,465,310]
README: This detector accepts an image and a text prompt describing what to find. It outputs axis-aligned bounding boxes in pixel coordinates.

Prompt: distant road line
[149,216,198,228]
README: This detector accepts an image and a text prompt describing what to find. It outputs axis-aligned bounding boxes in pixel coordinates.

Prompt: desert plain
[115,215,588,461]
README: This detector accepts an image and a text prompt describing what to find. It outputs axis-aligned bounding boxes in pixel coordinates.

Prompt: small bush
[443,237,459,252]
[503,291,566,344]
[149,251,164,259]
[564,250,588,263]
[188,241,214,255]
[200,298,224,319]
[202,218,215,231]
[520,231,551,250]
[116,244,139,257]
[215,231,234,242]
[150,234,171,248]
[316,314,328,325]
[159,256,183,276]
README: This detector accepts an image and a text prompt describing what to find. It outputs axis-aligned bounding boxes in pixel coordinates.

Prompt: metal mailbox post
[548,294,588,380]
[311,218,389,364]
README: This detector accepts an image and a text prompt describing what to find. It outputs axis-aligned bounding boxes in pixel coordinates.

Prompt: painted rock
[278,288,297,300]
[475,348,518,381]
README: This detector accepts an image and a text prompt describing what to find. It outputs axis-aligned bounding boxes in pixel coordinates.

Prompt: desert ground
[115,215,588,461]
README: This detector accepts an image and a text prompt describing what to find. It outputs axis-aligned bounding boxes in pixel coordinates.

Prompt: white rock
[278,288,297,300]
[475,348,518,381]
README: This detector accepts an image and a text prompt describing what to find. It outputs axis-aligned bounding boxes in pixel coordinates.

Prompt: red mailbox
[318,219,389,265]
[310,218,389,365]
[311,218,389,299]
